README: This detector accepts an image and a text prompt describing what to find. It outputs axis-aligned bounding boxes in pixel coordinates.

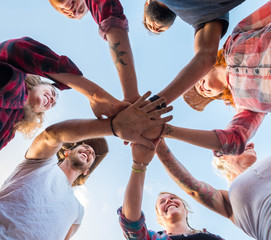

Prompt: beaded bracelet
[132,166,147,173]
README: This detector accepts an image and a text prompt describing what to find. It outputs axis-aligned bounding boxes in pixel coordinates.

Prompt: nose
[165,198,172,204]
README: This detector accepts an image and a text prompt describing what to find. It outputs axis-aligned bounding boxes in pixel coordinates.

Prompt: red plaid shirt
[214,1,271,156]
[0,37,82,150]
[86,0,128,40]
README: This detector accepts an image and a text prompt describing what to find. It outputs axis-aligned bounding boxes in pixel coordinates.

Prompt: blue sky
[0,0,269,239]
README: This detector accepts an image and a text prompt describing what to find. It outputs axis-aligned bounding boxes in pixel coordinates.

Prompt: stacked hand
[113,91,173,150]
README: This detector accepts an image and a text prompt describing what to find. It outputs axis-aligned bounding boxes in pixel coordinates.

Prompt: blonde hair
[211,49,236,108]
[14,74,55,138]
[212,156,239,183]
[155,192,194,230]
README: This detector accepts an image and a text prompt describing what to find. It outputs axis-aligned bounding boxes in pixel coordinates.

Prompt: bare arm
[156,139,233,219]
[163,124,222,151]
[122,144,156,221]
[47,73,129,118]
[106,27,140,103]
[157,21,223,104]
[65,224,80,240]
[26,93,173,159]
[26,118,113,160]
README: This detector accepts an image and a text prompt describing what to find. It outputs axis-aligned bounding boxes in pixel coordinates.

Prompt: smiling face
[223,143,257,174]
[26,84,57,113]
[49,0,88,19]
[68,144,96,171]
[195,67,228,98]
[156,193,188,225]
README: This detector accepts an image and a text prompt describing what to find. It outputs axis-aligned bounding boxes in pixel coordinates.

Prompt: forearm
[157,50,216,104]
[47,73,111,101]
[106,27,139,102]
[122,167,146,222]
[163,124,222,151]
[156,140,219,210]
[26,119,112,159]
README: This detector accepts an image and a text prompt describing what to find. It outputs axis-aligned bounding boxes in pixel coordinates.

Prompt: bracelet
[132,166,147,173]
[149,95,167,110]
[133,160,148,167]
[110,115,118,137]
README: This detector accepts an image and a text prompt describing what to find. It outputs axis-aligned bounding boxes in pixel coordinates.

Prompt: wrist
[132,163,147,173]
[110,115,119,137]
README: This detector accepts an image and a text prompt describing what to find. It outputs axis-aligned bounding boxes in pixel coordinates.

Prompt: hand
[142,125,164,140]
[132,143,156,166]
[113,91,173,150]
[90,96,130,119]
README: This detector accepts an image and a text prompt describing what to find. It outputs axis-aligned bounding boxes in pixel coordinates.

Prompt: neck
[59,161,81,185]
[165,220,191,236]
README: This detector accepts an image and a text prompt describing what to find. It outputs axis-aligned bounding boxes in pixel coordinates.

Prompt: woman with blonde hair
[118,143,224,239]
[0,37,127,150]
[156,138,269,239]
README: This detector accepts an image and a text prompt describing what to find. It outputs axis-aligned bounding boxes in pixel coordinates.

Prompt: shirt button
[246,69,248,73]
[236,68,239,73]
[255,69,259,74]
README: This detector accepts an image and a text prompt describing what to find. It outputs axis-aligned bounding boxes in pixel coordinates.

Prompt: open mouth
[165,204,178,213]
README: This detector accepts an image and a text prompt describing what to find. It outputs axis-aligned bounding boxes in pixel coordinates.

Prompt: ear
[82,168,90,176]
[64,150,71,158]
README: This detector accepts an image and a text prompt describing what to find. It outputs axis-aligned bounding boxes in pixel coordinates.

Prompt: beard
[68,152,89,172]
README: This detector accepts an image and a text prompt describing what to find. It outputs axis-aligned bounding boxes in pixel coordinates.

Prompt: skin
[49,0,140,104]
[144,0,171,33]
[26,84,57,113]
[195,66,228,98]
[156,139,257,224]
[156,193,191,235]
[50,0,88,19]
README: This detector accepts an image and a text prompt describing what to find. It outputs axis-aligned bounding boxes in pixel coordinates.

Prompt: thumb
[136,137,155,150]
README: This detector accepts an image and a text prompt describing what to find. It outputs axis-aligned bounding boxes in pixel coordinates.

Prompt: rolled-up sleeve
[117,207,151,240]
[213,109,266,156]
[86,0,129,40]
[0,37,82,90]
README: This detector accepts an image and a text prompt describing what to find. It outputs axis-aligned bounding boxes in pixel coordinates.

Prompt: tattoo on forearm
[157,144,216,209]
[165,125,173,135]
[110,42,127,66]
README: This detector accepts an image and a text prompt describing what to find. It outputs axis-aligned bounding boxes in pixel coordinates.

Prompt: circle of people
[0,0,270,239]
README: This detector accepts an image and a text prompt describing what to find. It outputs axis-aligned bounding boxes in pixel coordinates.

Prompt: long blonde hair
[14,74,54,138]
[212,156,239,183]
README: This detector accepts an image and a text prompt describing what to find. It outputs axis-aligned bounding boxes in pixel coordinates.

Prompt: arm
[156,139,233,220]
[120,144,156,239]
[65,224,80,240]
[86,0,140,103]
[47,73,130,118]
[163,124,222,151]
[156,21,223,104]
[26,92,173,159]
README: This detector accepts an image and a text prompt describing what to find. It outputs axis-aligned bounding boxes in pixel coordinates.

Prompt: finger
[135,137,155,150]
[133,91,152,108]
[148,106,173,118]
[151,115,173,126]
[141,97,166,112]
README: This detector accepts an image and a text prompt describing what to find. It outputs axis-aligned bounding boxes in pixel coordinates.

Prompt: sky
[0,0,269,239]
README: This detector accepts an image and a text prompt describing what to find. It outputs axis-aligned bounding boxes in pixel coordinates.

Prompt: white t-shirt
[229,157,271,240]
[0,156,84,240]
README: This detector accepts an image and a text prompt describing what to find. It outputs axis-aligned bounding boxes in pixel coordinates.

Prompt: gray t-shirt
[158,0,245,35]
[0,156,84,240]
[229,157,271,240]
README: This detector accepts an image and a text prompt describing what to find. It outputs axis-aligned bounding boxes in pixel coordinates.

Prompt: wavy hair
[14,74,55,138]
